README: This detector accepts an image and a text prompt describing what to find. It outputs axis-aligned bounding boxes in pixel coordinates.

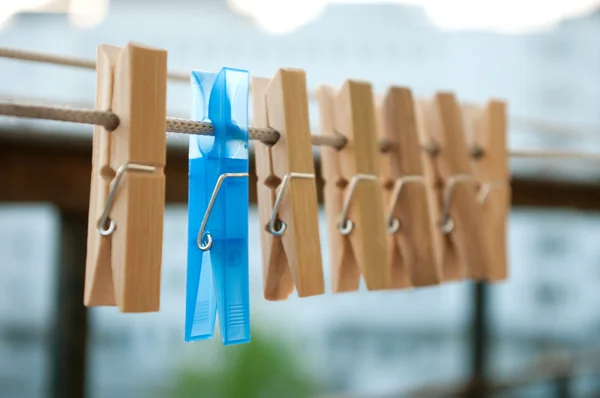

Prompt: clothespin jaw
[186,68,250,345]
[84,42,167,313]
[320,80,389,291]
[253,69,325,299]
[252,77,295,300]
[464,99,510,281]
[426,92,494,281]
[317,86,360,292]
[414,98,464,281]
[378,87,442,288]
[85,44,120,306]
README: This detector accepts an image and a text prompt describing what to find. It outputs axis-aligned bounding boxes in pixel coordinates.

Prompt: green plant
[172,330,319,398]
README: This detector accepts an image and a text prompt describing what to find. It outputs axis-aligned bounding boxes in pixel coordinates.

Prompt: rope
[3,46,600,139]
[511,116,600,137]
[3,102,600,160]
[510,150,600,160]
[0,103,120,130]
[0,101,348,148]
[0,47,189,82]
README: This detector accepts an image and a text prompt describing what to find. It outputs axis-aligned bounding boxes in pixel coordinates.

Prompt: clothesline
[0,47,189,82]
[3,102,600,161]
[2,46,599,140]
[0,102,344,148]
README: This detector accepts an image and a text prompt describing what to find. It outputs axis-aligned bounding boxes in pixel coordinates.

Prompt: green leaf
[170,328,320,398]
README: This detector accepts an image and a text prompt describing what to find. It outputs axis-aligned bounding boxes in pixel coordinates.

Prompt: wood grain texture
[414,98,464,281]
[333,80,389,291]
[464,100,510,281]
[317,86,360,292]
[110,44,167,168]
[266,69,325,297]
[252,77,294,300]
[376,98,411,289]
[484,100,510,281]
[109,42,167,312]
[84,44,119,306]
[380,87,441,287]
[432,93,493,281]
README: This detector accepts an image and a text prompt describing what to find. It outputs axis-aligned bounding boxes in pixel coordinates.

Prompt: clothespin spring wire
[439,174,477,235]
[196,172,249,251]
[268,172,315,236]
[337,174,378,235]
[386,175,425,234]
[477,181,510,204]
[97,163,157,236]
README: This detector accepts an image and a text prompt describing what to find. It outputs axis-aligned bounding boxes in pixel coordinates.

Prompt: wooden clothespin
[415,98,464,281]
[377,87,442,288]
[252,69,325,300]
[415,93,493,281]
[84,42,167,312]
[463,100,510,281]
[316,81,389,292]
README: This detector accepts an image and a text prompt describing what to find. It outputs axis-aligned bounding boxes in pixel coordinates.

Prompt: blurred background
[2,0,600,397]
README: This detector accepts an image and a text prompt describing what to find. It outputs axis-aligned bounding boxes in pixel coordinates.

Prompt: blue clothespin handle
[186,68,250,345]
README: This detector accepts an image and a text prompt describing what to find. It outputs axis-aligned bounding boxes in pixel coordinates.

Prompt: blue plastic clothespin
[185,68,250,345]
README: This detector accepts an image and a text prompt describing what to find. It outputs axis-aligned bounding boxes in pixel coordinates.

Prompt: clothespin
[316,81,389,292]
[252,69,325,300]
[415,93,494,281]
[463,100,510,281]
[185,68,250,345]
[84,42,167,312]
[414,98,464,281]
[377,87,442,288]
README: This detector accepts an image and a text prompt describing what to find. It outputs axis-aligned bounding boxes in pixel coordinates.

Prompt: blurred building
[1,1,600,397]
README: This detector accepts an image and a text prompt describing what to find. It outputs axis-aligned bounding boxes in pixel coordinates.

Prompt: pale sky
[2,0,599,32]
[228,0,600,34]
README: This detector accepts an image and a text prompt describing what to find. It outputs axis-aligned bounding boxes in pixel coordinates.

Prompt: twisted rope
[4,102,600,160]
[0,102,349,148]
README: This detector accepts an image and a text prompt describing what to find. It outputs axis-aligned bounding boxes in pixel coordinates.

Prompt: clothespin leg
[252,77,295,301]
[84,44,120,306]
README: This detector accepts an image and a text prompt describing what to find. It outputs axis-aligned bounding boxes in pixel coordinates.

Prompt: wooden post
[50,210,88,398]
